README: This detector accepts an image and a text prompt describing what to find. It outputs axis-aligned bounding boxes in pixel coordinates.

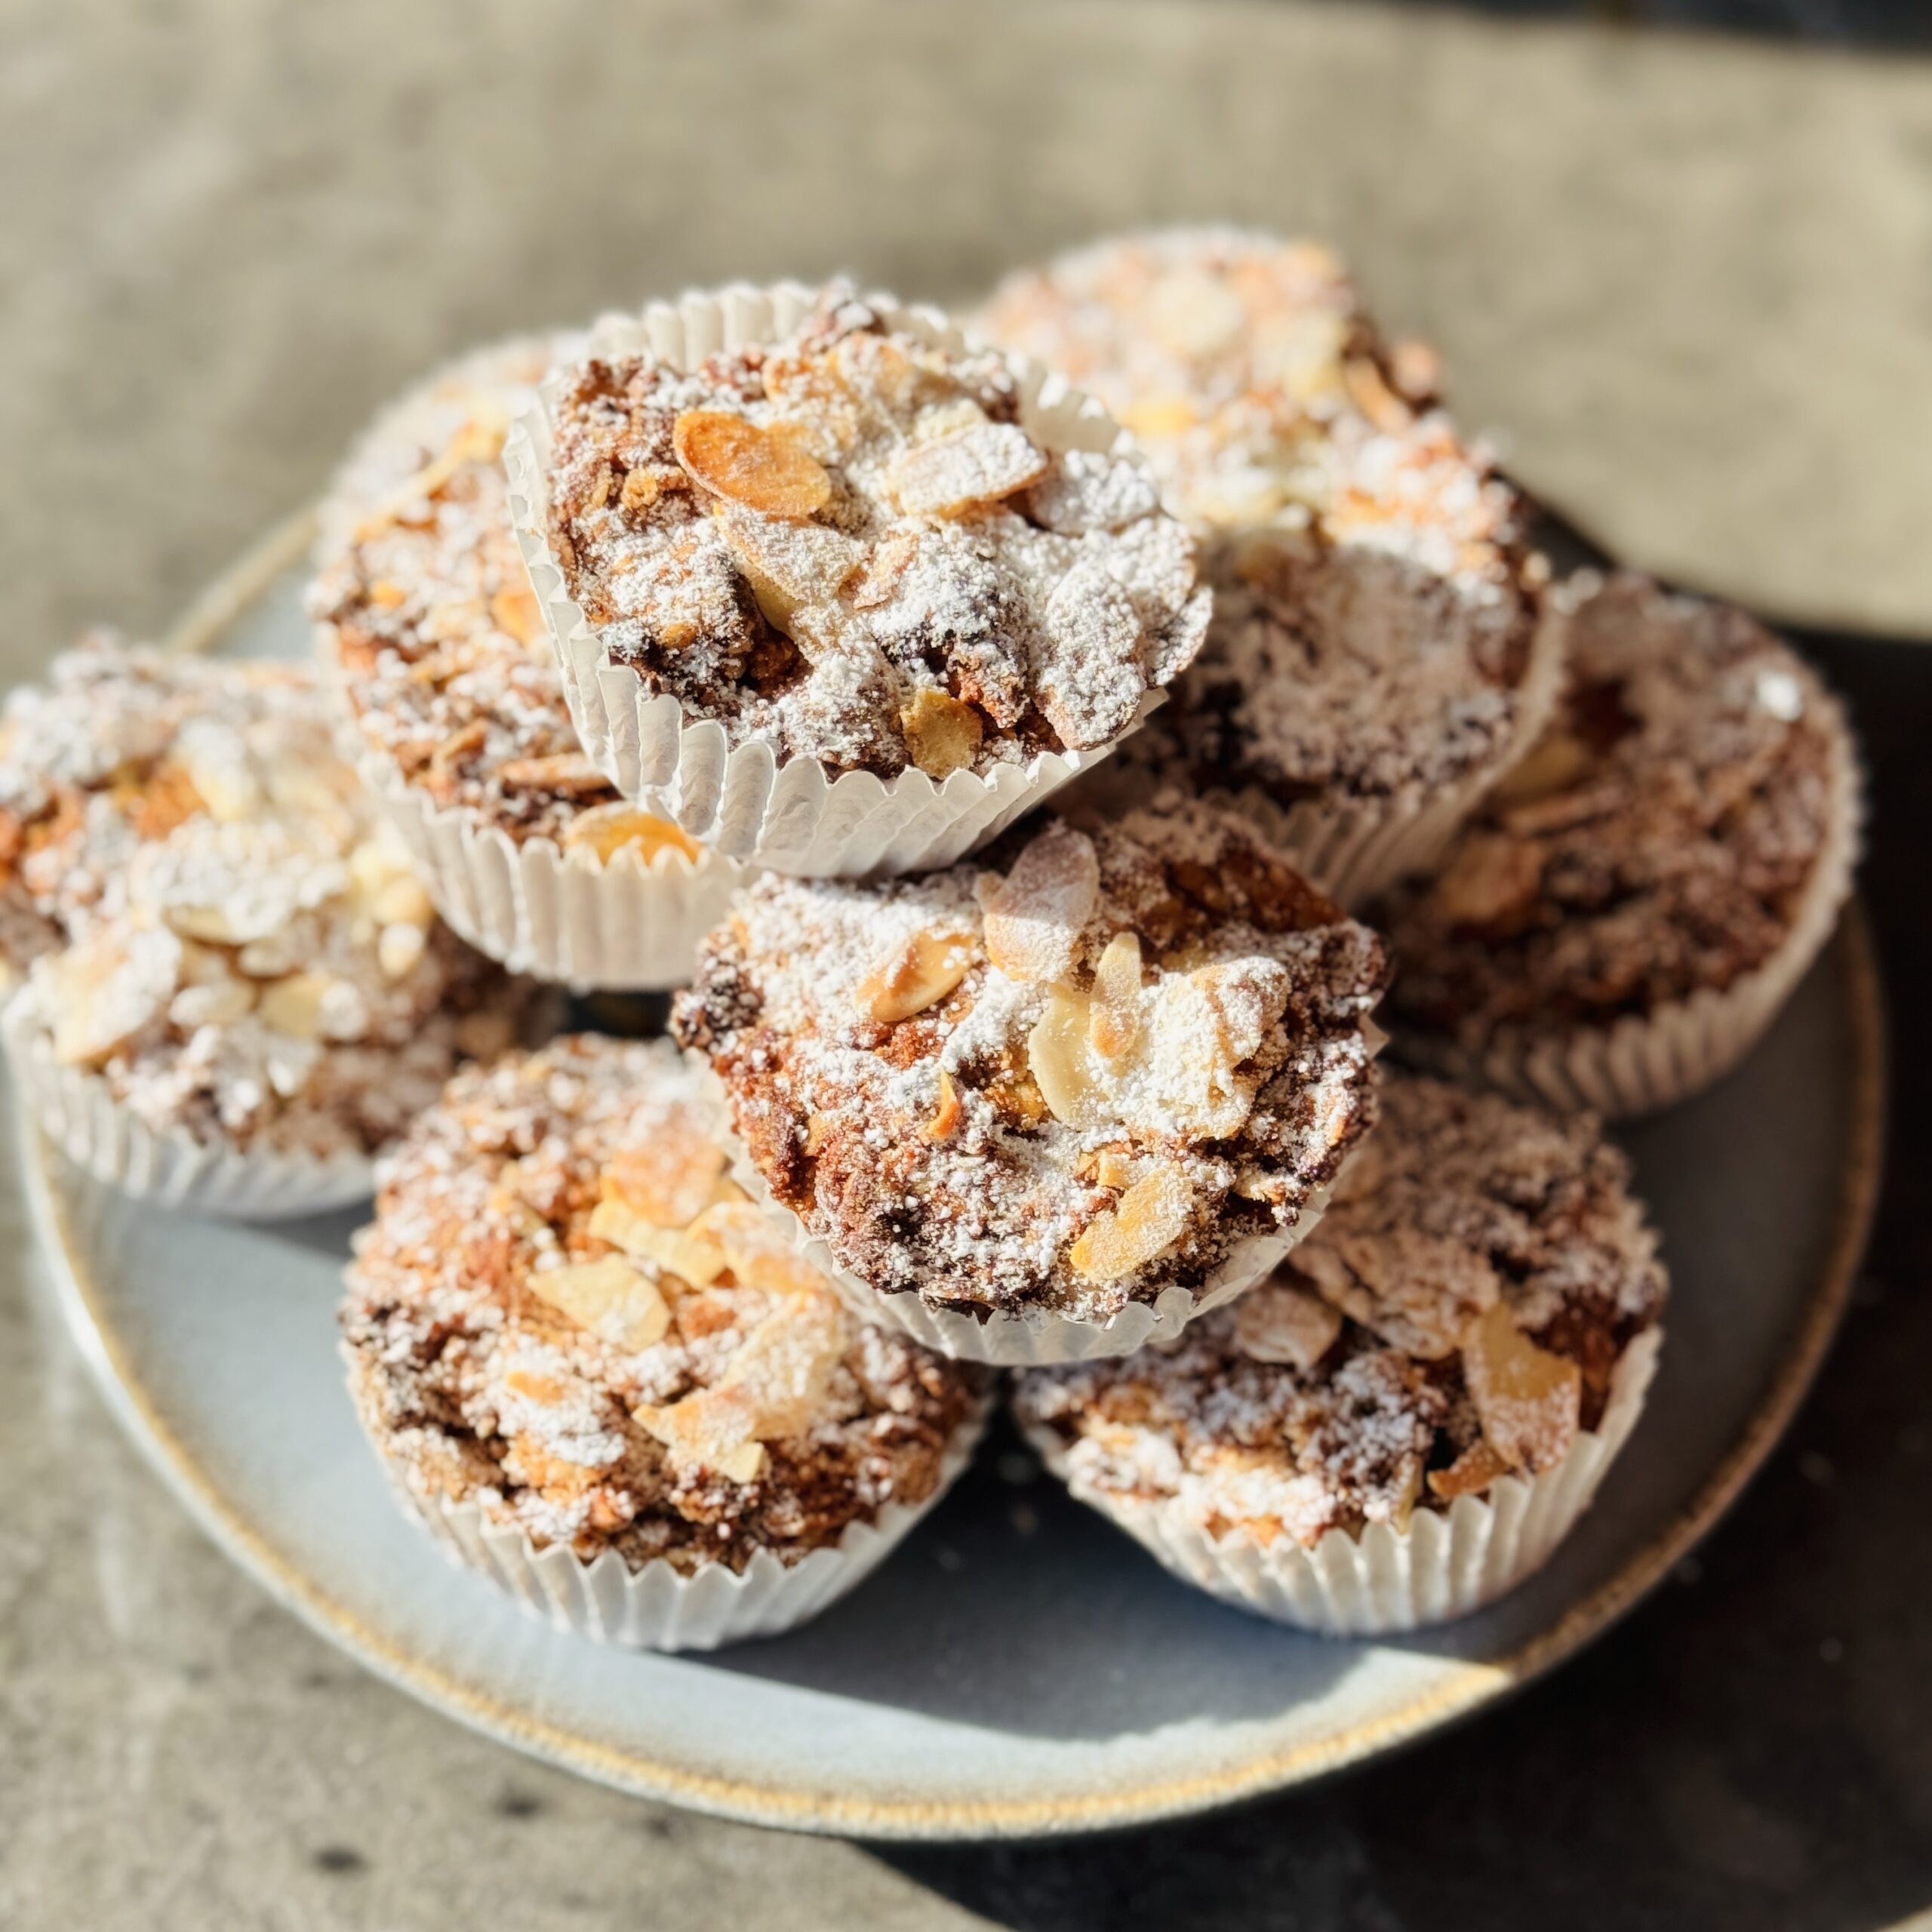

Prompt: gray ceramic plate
[17,521,1886,1839]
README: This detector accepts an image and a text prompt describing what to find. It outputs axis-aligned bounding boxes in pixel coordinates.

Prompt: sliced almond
[377,922,427,980]
[258,971,333,1040]
[48,926,181,1067]
[1069,1164,1194,1284]
[562,803,702,867]
[923,1069,964,1143]
[603,1125,727,1230]
[1088,931,1143,1062]
[1487,731,1592,809]
[1426,1438,1514,1501]
[857,927,975,1025]
[1026,986,1102,1130]
[1460,1302,1582,1475]
[489,583,545,647]
[1341,356,1413,434]
[1235,1281,1343,1371]
[498,752,610,798]
[716,1287,846,1439]
[1429,832,1543,931]
[715,500,862,629]
[634,1382,764,1483]
[900,688,985,780]
[530,1255,670,1353]
[888,422,1048,518]
[372,874,435,928]
[1094,1148,1137,1192]
[672,410,831,519]
[979,823,1100,986]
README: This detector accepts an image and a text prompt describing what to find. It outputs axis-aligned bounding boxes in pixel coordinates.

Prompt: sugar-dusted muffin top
[1374,572,1853,1044]
[0,637,519,1157]
[540,285,1210,778]
[309,339,699,869]
[674,795,1387,1324]
[343,1036,984,1570]
[1014,1075,1665,1548]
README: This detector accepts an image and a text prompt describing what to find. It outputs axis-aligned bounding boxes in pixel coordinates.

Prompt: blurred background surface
[3,4,1930,1928]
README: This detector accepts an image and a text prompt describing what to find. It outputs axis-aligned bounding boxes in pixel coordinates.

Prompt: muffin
[310,337,745,989]
[0,637,527,1216]
[343,1035,988,1650]
[673,792,1388,1364]
[1014,1074,1666,1634]
[981,230,1557,902]
[1373,571,1862,1115]
[506,280,1211,872]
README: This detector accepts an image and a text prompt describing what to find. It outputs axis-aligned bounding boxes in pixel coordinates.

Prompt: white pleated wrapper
[1025,1325,1662,1636]
[347,742,747,992]
[377,1396,990,1651]
[503,281,1176,875]
[1400,695,1863,1118]
[1220,601,1571,910]
[728,1141,1332,1367]
[3,991,373,1220]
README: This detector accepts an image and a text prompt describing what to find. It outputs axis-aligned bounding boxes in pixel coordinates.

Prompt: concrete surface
[4,3,1932,1927]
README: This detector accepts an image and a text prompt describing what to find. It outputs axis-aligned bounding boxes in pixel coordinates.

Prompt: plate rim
[17,518,1890,1841]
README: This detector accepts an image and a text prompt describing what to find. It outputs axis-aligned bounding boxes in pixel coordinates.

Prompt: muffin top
[674,794,1387,1324]
[309,339,703,869]
[1374,572,1851,1044]
[343,1036,984,1571]
[0,638,515,1156]
[537,285,1209,778]
[1014,1074,1665,1549]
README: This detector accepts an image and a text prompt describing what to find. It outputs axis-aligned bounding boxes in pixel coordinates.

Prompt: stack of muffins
[1,238,1862,1647]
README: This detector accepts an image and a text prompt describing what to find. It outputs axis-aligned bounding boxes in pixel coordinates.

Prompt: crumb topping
[0,637,518,1157]
[1374,572,1848,1041]
[1014,1074,1664,1547]
[343,1036,983,1569]
[673,795,1386,1324]
[540,285,1209,779]
[309,340,694,865]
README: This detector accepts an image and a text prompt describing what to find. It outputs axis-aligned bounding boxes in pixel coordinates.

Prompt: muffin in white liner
[674,795,1388,1366]
[310,336,749,989]
[0,638,534,1219]
[1014,1075,1667,1635]
[503,280,1211,875]
[1374,572,1864,1116]
[342,1035,990,1650]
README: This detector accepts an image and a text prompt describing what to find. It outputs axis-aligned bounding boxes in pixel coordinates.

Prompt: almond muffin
[512,282,1211,871]
[982,231,1554,902]
[1014,1073,1666,1632]
[343,1035,986,1647]
[673,792,1388,1362]
[1372,572,1861,1115]
[0,638,525,1210]
[309,337,743,988]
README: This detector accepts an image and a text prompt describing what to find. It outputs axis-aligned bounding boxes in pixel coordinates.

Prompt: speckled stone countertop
[5,3,1932,1927]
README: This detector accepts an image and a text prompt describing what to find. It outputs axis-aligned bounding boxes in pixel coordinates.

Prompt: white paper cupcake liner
[377,1395,990,1651]
[504,281,1175,875]
[1025,1325,1662,1636]
[348,741,747,992]
[3,992,374,1220]
[1401,691,1863,1118]
[728,1138,1331,1366]
[1217,600,1570,910]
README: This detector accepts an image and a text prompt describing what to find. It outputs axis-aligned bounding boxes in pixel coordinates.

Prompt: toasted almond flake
[634,1382,764,1480]
[488,583,545,647]
[562,803,702,867]
[370,579,409,609]
[604,1128,727,1230]
[377,921,428,980]
[373,874,435,928]
[1342,357,1412,433]
[888,422,1048,518]
[258,971,333,1039]
[1120,395,1200,441]
[1094,1148,1136,1191]
[857,927,975,1024]
[1429,832,1543,929]
[497,752,610,797]
[504,1366,570,1405]
[1487,731,1593,808]
[1427,1438,1514,1501]
[48,926,181,1067]
[1461,1302,1582,1474]
[900,688,985,780]
[978,823,1099,986]
[1026,986,1102,1130]
[1235,1281,1343,1371]
[715,500,863,630]
[672,409,831,518]
[529,1254,670,1353]
[1069,1164,1195,1284]
[923,1069,964,1143]
[1088,930,1143,1061]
